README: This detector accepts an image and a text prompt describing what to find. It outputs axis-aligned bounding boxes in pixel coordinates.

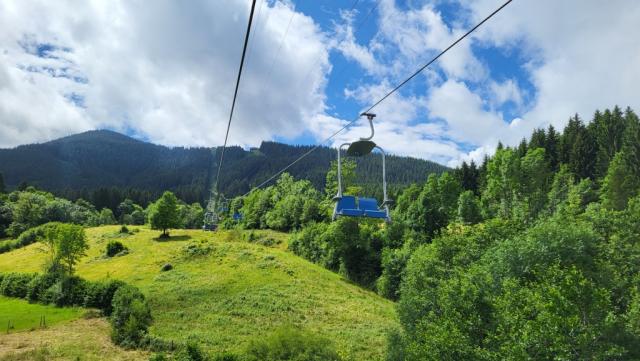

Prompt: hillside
[0,130,448,205]
[0,226,398,360]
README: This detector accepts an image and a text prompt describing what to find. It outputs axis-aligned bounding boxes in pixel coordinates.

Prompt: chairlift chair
[332,113,392,222]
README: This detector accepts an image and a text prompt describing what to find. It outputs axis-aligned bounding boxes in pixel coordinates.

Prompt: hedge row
[0,226,43,254]
[0,272,152,347]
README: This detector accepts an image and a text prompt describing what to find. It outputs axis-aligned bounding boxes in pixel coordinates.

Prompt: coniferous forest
[0,130,447,209]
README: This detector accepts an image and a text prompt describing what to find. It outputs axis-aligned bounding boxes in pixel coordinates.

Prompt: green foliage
[41,275,88,307]
[240,173,325,232]
[174,342,207,361]
[0,224,46,254]
[26,272,57,302]
[393,212,640,359]
[399,173,459,240]
[7,190,49,237]
[456,190,482,224]
[0,273,36,298]
[111,285,153,347]
[93,208,117,226]
[106,240,128,257]
[40,223,89,275]
[601,151,640,210]
[83,279,126,315]
[181,202,205,229]
[149,191,181,237]
[244,326,342,361]
[325,158,357,197]
[377,241,413,301]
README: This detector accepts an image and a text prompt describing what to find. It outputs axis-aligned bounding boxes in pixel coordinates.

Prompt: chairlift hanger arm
[359,112,376,141]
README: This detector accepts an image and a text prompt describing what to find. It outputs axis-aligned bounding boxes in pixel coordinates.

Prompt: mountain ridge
[0,130,448,204]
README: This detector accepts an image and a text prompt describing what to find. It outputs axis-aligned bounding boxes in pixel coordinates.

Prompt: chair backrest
[358,197,379,211]
[337,196,357,210]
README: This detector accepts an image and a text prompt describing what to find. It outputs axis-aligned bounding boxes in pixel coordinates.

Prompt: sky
[1,0,640,167]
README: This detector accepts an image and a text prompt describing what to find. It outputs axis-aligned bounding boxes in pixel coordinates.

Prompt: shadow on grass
[153,235,192,242]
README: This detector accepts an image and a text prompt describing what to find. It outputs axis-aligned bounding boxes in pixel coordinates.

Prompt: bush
[0,225,46,254]
[26,272,58,302]
[42,275,88,307]
[0,273,36,298]
[160,263,173,272]
[120,225,130,234]
[244,327,342,361]
[111,285,153,347]
[106,241,128,257]
[84,279,126,315]
[175,342,207,361]
[16,226,44,247]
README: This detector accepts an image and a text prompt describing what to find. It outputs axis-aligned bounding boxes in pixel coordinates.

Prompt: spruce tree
[545,125,560,171]
[623,107,640,177]
[529,128,547,150]
[517,138,528,157]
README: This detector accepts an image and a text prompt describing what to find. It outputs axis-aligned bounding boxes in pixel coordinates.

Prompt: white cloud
[489,79,523,108]
[0,0,331,148]
[341,0,640,166]
[3,0,640,172]
[427,79,508,145]
[463,0,640,140]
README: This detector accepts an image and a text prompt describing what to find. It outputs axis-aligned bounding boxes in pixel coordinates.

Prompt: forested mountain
[0,130,447,209]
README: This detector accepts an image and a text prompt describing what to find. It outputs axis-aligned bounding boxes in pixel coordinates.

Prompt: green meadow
[0,296,82,333]
[0,226,398,360]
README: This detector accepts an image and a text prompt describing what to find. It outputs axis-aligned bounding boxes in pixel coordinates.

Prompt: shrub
[181,242,212,258]
[175,342,207,361]
[0,273,36,298]
[84,279,126,315]
[244,326,342,361]
[149,354,168,361]
[0,225,46,254]
[42,275,88,307]
[26,272,58,302]
[160,263,173,272]
[120,225,130,234]
[111,285,153,347]
[106,241,128,257]
[16,226,44,247]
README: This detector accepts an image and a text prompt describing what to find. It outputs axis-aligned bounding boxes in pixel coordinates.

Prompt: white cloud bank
[0,0,330,148]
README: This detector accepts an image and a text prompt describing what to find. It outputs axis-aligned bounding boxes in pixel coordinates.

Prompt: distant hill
[0,130,448,205]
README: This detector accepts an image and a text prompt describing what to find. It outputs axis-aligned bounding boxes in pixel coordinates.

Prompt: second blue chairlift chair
[332,113,392,222]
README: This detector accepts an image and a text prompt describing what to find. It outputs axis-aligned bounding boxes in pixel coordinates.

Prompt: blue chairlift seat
[358,197,387,219]
[335,196,363,217]
[334,196,388,219]
[233,212,242,221]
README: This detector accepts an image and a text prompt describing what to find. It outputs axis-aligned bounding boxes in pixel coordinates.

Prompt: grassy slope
[0,318,149,361]
[0,226,397,360]
[0,296,82,332]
